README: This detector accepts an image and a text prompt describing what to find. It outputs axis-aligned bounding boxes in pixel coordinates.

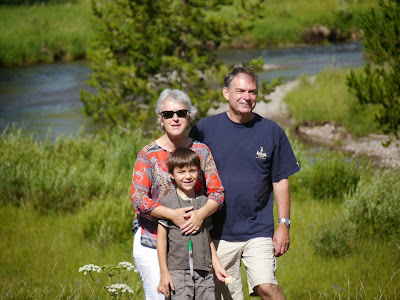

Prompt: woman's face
[160,98,189,137]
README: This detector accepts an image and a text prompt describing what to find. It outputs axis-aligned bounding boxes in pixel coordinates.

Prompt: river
[0,42,365,139]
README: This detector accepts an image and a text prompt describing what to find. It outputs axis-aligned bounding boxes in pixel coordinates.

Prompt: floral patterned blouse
[131,140,224,248]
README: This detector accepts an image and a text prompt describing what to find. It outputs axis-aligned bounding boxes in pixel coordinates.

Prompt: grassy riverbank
[227,0,378,48]
[285,67,381,137]
[0,0,377,66]
[0,1,92,66]
[1,127,399,299]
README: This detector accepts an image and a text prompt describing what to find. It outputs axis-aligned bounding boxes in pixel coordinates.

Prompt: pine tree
[81,0,278,135]
[346,0,400,140]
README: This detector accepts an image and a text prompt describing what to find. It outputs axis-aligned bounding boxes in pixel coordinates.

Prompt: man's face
[223,73,258,116]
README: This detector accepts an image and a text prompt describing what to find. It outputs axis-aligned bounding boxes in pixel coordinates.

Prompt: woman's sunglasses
[161,109,189,119]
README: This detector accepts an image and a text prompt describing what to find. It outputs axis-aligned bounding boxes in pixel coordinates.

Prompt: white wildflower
[118,261,137,272]
[78,264,102,275]
[106,283,134,296]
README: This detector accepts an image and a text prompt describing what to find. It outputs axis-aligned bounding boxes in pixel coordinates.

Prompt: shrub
[309,170,400,257]
[309,217,352,257]
[297,151,361,200]
[346,0,400,140]
[344,171,400,239]
[81,0,279,135]
[79,197,134,245]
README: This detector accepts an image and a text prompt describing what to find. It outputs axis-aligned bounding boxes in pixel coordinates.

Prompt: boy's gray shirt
[159,192,213,271]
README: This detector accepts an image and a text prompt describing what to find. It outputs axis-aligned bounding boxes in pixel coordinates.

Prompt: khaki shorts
[214,237,278,300]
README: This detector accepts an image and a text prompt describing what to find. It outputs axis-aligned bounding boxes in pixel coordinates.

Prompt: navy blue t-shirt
[189,112,300,241]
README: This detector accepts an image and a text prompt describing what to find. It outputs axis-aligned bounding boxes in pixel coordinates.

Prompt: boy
[157,148,230,299]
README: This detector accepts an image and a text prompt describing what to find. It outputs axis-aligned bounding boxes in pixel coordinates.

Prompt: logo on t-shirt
[256,147,267,159]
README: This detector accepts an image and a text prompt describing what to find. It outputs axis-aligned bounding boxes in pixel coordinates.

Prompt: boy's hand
[157,273,175,298]
[214,263,229,283]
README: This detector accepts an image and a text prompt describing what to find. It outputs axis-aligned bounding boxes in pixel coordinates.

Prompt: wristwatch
[278,218,291,227]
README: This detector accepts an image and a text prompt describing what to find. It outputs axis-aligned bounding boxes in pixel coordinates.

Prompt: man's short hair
[224,66,259,90]
[168,148,201,174]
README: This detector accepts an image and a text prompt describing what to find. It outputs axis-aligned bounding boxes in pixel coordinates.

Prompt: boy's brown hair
[168,148,201,174]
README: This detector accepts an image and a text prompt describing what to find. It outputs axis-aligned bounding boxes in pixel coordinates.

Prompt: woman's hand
[169,206,194,228]
[181,209,206,235]
[180,200,219,235]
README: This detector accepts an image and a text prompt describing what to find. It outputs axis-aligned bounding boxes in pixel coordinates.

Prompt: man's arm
[273,178,291,257]
[156,224,174,298]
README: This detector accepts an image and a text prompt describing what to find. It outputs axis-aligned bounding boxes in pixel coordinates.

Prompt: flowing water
[0,42,365,139]
[219,41,364,82]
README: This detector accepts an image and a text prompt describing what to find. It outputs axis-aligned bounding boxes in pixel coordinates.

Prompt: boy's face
[170,165,199,193]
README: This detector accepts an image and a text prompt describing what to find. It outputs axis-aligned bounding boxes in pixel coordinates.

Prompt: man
[189,67,300,300]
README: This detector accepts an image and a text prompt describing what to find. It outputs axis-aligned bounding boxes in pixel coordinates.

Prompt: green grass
[0,128,148,298]
[1,182,398,299]
[0,204,144,299]
[0,0,378,66]
[276,197,400,300]
[1,183,398,300]
[285,68,381,137]
[226,0,378,48]
[1,128,399,299]
[0,0,93,66]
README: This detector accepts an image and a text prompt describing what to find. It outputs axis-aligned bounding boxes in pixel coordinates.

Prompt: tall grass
[0,0,93,66]
[285,68,381,137]
[0,127,148,213]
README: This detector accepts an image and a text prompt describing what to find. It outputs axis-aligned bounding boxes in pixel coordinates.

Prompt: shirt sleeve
[131,150,161,220]
[204,216,213,231]
[158,219,170,228]
[271,128,301,182]
[157,195,173,228]
[198,196,213,230]
[200,145,225,209]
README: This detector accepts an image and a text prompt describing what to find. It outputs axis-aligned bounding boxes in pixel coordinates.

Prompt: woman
[131,89,224,299]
